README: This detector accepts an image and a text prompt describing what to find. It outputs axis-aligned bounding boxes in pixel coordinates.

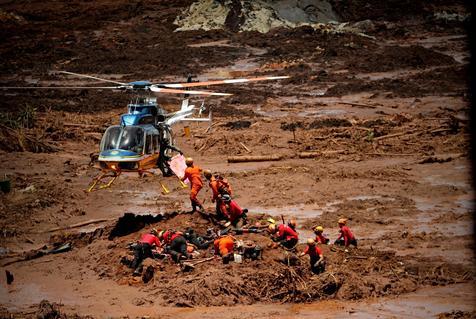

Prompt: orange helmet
[338,218,347,225]
[288,218,297,228]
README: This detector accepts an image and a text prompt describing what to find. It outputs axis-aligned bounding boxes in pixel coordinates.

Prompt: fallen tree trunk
[45,218,112,233]
[227,155,283,163]
[298,150,347,158]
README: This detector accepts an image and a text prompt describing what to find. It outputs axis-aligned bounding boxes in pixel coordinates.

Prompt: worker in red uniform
[159,230,191,263]
[299,238,325,274]
[181,157,204,213]
[131,229,162,276]
[221,194,248,228]
[334,218,357,249]
[313,226,330,245]
[268,223,299,249]
[213,235,235,264]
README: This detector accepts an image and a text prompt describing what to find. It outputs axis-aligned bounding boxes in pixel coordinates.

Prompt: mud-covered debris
[309,118,352,129]
[224,120,252,130]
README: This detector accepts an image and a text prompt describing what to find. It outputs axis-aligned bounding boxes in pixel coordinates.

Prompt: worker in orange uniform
[334,218,357,250]
[313,226,330,245]
[203,170,233,220]
[181,157,204,213]
[268,223,299,249]
[299,238,325,274]
[213,235,235,264]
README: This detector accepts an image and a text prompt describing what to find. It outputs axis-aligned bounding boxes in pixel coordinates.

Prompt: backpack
[215,174,231,195]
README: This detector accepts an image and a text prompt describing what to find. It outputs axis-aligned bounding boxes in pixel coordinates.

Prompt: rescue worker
[157,134,183,177]
[268,223,299,249]
[131,229,161,276]
[299,238,325,274]
[288,218,297,231]
[183,227,213,249]
[221,194,248,228]
[213,235,235,264]
[159,230,192,263]
[181,157,204,213]
[334,218,357,249]
[203,170,232,219]
[313,226,330,245]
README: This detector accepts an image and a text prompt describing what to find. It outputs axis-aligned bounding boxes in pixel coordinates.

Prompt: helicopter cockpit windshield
[101,126,145,154]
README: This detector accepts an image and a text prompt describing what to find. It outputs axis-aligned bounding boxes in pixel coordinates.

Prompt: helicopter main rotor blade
[57,71,128,86]
[0,86,121,90]
[160,75,289,88]
[150,86,232,96]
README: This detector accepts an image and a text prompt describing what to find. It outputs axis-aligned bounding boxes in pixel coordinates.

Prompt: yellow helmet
[307,238,316,246]
[268,223,277,233]
[338,218,347,225]
[158,230,165,239]
[185,157,193,166]
[203,169,212,179]
[314,226,324,233]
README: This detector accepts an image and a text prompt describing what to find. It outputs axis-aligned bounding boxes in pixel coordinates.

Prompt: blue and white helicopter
[3,71,288,191]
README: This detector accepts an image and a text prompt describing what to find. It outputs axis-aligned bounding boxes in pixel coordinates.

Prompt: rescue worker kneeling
[268,223,299,249]
[159,230,192,263]
[334,218,357,249]
[221,194,248,228]
[131,229,161,276]
[213,235,235,264]
[299,238,326,274]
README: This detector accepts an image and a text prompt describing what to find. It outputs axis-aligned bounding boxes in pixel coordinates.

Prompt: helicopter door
[162,126,175,157]
[145,134,154,154]
[153,134,160,154]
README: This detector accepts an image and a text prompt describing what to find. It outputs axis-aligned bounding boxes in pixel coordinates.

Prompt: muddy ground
[0,0,474,318]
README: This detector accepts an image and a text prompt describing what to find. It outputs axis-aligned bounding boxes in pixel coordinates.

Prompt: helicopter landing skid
[87,170,122,192]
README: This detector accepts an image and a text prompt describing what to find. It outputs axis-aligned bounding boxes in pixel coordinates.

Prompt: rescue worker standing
[268,223,299,249]
[131,229,161,276]
[181,157,204,213]
[299,238,325,274]
[159,230,192,263]
[313,226,330,244]
[213,235,235,264]
[335,218,357,249]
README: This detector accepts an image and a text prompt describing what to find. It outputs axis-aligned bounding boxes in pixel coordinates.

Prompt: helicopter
[2,71,289,191]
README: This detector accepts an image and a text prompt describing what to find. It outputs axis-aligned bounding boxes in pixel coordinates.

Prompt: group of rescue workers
[127,157,358,276]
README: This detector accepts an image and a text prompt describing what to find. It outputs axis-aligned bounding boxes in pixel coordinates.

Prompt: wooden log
[227,155,283,163]
[45,218,112,233]
[338,101,377,109]
[298,150,347,158]
[373,129,419,141]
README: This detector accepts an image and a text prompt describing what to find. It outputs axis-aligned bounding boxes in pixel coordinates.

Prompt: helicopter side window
[118,126,144,154]
[101,126,122,151]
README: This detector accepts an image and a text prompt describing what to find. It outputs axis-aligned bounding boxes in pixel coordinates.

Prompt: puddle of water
[202,58,260,78]
[0,283,53,310]
[455,198,475,213]
[423,175,470,188]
